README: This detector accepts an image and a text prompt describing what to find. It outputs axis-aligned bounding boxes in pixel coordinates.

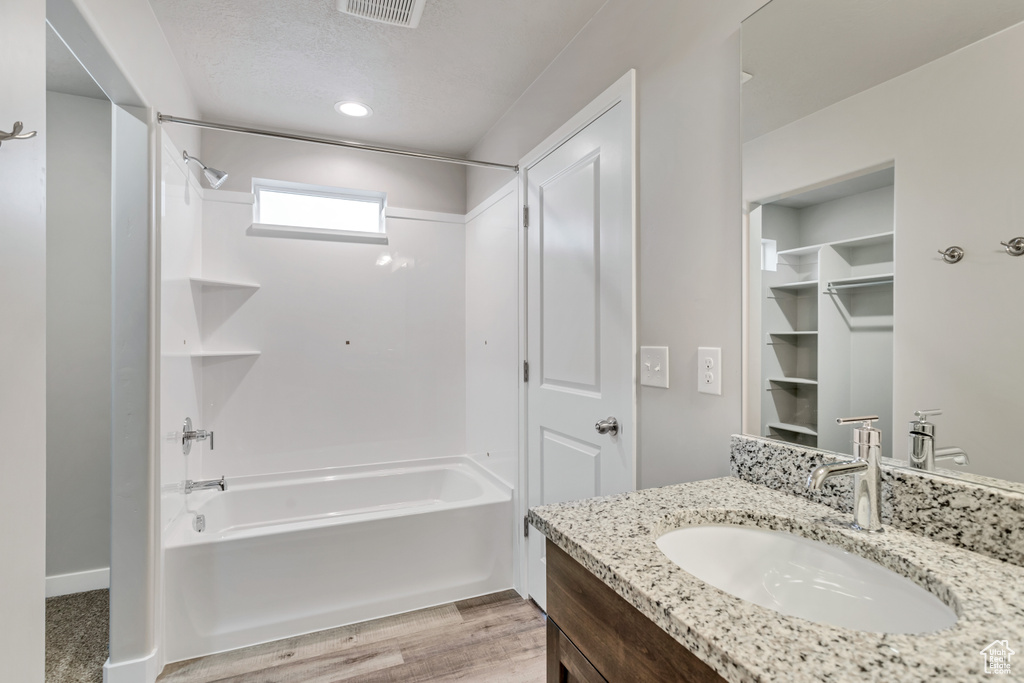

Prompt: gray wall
[46,91,113,580]
[468,0,771,487]
[201,130,467,215]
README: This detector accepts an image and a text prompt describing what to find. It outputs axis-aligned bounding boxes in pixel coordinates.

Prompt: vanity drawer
[546,540,724,683]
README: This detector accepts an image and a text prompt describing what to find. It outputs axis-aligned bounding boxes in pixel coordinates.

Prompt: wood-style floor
[157,590,547,683]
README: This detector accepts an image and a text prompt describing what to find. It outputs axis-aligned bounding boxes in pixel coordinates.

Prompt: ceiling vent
[337,0,427,28]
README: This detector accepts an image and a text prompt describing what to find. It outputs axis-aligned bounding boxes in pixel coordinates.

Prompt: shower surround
[159,130,515,662]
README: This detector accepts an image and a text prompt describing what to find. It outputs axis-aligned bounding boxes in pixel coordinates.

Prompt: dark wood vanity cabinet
[546,540,725,683]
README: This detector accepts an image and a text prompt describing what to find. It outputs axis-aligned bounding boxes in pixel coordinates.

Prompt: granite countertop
[529,477,1024,682]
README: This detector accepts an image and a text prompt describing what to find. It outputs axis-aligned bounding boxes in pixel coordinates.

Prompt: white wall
[46,91,113,586]
[0,1,47,678]
[744,21,1024,482]
[468,0,771,488]
[465,182,520,487]
[196,135,467,478]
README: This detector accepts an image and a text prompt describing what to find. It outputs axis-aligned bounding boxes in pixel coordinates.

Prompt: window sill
[246,223,389,245]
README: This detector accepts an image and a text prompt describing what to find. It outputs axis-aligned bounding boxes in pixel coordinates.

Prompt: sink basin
[656,524,957,634]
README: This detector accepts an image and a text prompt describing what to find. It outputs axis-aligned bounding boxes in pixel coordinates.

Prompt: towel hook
[938,246,964,264]
[0,121,37,148]
[1000,237,1024,257]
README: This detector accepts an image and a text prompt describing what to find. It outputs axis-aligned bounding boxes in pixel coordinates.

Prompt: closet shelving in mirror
[766,377,817,385]
[767,331,817,344]
[825,273,894,291]
[768,279,818,292]
[765,421,818,437]
[753,177,894,453]
[776,231,894,257]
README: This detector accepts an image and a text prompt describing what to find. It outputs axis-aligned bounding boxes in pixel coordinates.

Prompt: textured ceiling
[148,0,608,157]
[742,0,1024,141]
[47,23,107,100]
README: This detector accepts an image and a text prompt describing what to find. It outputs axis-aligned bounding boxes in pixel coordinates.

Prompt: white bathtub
[163,457,512,662]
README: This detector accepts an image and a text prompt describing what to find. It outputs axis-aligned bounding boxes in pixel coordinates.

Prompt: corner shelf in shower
[188,276,262,362]
[189,276,261,290]
[190,350,261,360]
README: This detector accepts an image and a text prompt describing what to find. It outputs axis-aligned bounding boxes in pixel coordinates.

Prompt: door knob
[595,417,619,436]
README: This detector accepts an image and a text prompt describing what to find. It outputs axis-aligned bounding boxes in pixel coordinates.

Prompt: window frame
[252,177,388,244]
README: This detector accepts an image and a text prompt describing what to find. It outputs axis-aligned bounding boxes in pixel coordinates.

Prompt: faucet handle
[913,409,942,421]
[837,415,881,451]
[836,415,879,427]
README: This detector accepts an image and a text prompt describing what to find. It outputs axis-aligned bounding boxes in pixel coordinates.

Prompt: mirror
[741,0,1024,487]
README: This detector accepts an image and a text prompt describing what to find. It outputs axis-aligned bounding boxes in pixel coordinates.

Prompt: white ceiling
[47,23,108,100]
[771,167,894,209]
[147,0,609,157]
[742,0,1024,142]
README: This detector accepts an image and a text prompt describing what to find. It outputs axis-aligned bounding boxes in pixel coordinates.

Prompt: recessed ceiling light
[335,101,372,117]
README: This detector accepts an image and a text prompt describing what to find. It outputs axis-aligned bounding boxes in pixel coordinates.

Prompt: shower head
[182,150,229,189]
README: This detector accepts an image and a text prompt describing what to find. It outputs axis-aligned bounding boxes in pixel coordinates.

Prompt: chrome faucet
[807,416,883,532]
[184,476,226,494]
[908,410,969,471]
[182,417,214,456]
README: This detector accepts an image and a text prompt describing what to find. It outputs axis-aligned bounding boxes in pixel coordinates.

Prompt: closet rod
[825,278,894,292]
[157,113,520,173]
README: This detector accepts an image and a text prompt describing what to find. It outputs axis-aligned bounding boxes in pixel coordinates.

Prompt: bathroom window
[252,178,387,243]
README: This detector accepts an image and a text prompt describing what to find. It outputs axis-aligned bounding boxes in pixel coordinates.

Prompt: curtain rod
[157,113,519,173]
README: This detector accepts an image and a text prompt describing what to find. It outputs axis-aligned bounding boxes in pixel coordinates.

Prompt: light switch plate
[640,346,669,388]
[698,347,722,395]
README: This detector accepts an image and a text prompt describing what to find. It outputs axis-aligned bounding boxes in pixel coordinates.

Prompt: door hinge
[523,205,529,228]
[524,360,530,383]
[524,516,530,537]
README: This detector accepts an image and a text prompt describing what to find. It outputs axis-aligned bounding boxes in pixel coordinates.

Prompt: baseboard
[103,649,161,683]
[46,567,110,597]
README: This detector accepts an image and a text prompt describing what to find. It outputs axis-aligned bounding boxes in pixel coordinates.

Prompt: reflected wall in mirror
[741,0,1024,486]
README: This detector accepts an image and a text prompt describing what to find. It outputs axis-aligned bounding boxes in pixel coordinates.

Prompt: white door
[525,97,634,609]
[0,0,47,677]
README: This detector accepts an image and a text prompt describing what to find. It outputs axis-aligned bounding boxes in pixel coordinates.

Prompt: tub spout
[185,476,226,494]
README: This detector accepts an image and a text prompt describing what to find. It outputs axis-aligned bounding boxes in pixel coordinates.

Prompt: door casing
[515,69,637,598]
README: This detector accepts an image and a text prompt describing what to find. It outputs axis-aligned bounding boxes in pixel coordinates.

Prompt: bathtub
[163,456,512,662]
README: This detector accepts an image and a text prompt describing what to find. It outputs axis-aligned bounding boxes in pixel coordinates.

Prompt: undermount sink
[656,524,958,634]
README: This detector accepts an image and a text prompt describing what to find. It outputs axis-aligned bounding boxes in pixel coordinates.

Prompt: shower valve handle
[182,417,214,454]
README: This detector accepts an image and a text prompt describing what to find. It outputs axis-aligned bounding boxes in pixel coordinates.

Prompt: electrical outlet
[698,347,722,395]
[640,346,669,388]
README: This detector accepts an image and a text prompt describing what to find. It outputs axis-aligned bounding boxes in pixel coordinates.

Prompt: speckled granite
[731,435,1024,567]
[529,478,1024,683]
